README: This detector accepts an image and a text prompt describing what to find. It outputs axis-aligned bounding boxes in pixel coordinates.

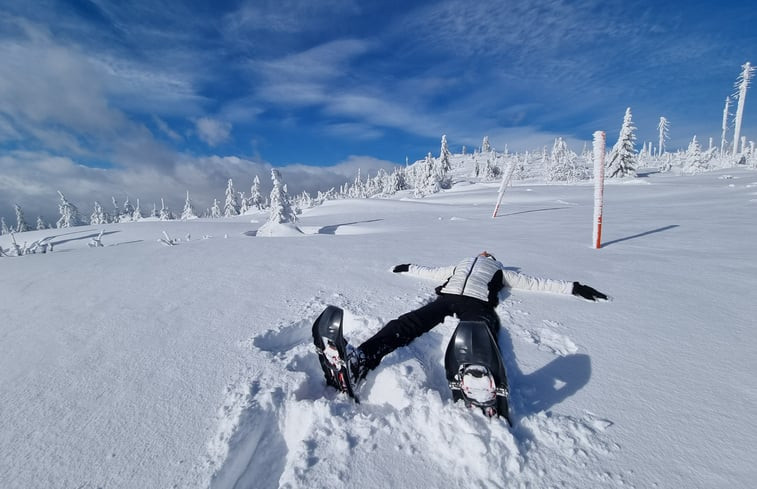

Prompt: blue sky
[1,0,756,221]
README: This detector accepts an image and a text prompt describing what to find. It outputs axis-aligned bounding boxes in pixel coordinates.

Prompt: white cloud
[195,117,232,147]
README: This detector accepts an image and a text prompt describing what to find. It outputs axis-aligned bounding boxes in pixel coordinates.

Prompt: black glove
[393,264,410,273]
[572,282,608,301]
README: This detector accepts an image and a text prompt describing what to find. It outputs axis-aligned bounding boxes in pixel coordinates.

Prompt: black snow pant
[358,294,501,371]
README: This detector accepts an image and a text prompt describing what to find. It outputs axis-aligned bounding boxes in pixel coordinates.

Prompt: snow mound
[256,221,304,237]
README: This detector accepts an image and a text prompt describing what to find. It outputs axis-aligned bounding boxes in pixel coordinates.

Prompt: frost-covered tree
[150,203,159,219]
[1,216,9,235]
[159,198,174,221]
[268,169,296,223]
[606,107,638,178]
[683,135,711,174]
[239,192,250,214]
[132,199,142,221]
[111,197,121,223]
[224,178,239,217]
[721,97,730,155]
[546,137,585,182]
[36,216,47,230]
[657,117,670,156]
[122,197,135,222]
[181,191,197,220]
[90,201,107,225]
[250,175,264,210]
[733,61,754,155]
[15,204,29,233]
[56,191,82,228]
[210,199,222,218]
[439,134,452,172]
[414,153,441,197]
[482,136,492,153]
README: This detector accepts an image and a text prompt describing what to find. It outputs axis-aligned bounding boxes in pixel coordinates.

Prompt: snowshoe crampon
[445,321,511,424]
[312,305,359,402]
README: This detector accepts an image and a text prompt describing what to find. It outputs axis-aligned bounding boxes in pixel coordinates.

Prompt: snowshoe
[445,321,510,423]
[312,305,360,402]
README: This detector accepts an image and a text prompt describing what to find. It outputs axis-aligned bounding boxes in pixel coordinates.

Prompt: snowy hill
[1,169,756,488]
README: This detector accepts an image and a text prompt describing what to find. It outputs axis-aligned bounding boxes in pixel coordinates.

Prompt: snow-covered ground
[1,168,756,488]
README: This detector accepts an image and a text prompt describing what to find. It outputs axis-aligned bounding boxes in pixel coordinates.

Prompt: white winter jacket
[403,256,573,305]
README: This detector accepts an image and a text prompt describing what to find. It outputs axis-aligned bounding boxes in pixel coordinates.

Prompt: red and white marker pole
[592,131,606,249]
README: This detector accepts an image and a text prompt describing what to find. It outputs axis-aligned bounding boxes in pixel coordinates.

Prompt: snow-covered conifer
[250,175,264,210]
[1,216,9,235]
[159,198,174,221]
[224,178,239,217]
[606,107,638,178]
[414,153,441,197]
[439,135,452,172]
[268,169,296,223]
[210,199,222,218]
[239,192,250,214]
[36,216,47,230]
[132,199,142,221]
[684,135,710,174]
[733,61,754,155]
[657,117,670,156]
[150,203,159,219]
[546,137,584,182]
[482,136,492,153]
[111,197,121,223]
[90,201,107,225]
[181,191,197,220]
[56,191,82,228]
[15,204,29,233]
[122,197,135,222]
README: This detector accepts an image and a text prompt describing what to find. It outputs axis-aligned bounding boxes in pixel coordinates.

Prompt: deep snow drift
[1,169,756,488]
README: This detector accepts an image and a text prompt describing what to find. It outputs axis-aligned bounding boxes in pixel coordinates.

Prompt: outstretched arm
[501,270,609,301]
[392,263,456,283]
[501,269,573,294]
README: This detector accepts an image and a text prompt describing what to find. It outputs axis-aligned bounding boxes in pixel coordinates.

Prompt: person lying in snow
[345,251,608,386]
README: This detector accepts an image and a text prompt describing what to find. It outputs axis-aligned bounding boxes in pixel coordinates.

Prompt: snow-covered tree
[36,216,47,230]
[132,199,142,221]
[150,203,159,219]
[439,134,452,172]
[90,201,107,225]
[14,204,29,233]
[159,198,174,221]
[250,175,264,210]
[122,197,135,222]
[721,97,730,155]
[268,169,296,224]
[0,217,9,235]
[210,199,222,218]
[733,61,754,155]
[606,107,638,178]
[414,153,442,197]
[111,197,121,223]
[56,191,82,228]
[546,137,585,182]
[683,135,711,174]
[657,117,670,156]
[181,191,197,220]
[482,136,492,153]
[224,178,239,217]
[239,192,250,214]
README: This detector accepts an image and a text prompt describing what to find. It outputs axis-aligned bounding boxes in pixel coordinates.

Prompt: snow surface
[1,169,756,488]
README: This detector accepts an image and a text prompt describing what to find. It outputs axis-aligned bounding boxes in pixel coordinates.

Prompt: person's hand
[572,282,608,301]
[393,264,410,273]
